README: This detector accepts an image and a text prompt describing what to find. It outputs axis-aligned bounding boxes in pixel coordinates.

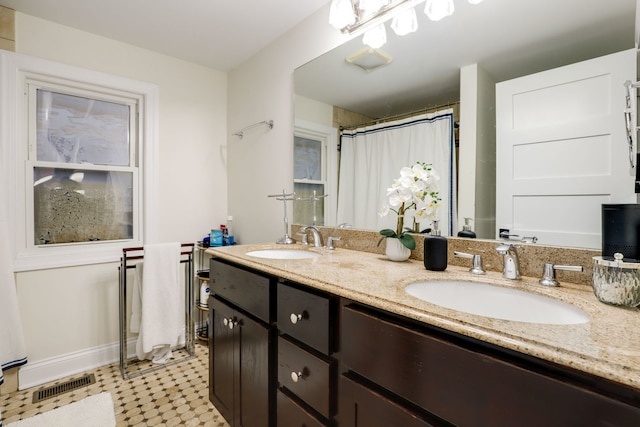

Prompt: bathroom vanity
[207,243,640,427]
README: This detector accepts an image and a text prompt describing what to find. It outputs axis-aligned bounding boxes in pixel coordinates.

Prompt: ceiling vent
[346,47,393,71]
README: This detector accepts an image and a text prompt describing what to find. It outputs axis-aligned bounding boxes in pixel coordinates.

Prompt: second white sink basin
[246,249,321,260]
[405,281,589,325]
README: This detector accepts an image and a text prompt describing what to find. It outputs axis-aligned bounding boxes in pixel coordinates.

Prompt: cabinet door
[342,304,640,427]
[210,297,236,423]
[339,375,437,427]
[238,311,270,427]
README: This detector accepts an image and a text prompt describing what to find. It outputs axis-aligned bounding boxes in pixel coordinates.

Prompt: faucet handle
[453,251,486,275]
[326,236,341,250]
[539,263,584,286]
[296,232,309,245]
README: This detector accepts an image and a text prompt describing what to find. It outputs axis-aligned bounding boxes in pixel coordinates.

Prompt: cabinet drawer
[210,258,271,323]
[338,375,436,427]
[342,304,640,427]
[277,390,326,427]
[278,336,335,419]
[278,282,332,354]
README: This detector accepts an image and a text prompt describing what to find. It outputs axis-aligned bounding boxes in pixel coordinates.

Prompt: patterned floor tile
[0,343,230,427]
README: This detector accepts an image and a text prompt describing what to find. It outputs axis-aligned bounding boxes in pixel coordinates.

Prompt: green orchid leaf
[379,229,398,238]
[398,234,416,250]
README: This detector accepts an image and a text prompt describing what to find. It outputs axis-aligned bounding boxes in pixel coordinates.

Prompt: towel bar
[118,243,196,379]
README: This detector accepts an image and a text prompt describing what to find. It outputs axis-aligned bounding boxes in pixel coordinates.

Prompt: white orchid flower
[388,193,404,208]
[379,162,440,240]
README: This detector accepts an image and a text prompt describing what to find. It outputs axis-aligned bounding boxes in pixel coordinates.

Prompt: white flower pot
[385,238,411,262]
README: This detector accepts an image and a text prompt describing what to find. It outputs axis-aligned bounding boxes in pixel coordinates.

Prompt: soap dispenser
[457,217,477,238]
[424,220,448,271]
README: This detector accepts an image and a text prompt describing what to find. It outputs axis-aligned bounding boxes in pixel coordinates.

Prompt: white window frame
[293,119,338,226]
[0,51,159,271]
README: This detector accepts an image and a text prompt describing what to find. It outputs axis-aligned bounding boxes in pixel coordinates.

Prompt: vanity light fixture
[424,0,455,21]
[363,24,387,48]
[390,6,418,36]
[329,0,484,46]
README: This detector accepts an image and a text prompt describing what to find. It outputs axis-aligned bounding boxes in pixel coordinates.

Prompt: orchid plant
[377,162,441,250]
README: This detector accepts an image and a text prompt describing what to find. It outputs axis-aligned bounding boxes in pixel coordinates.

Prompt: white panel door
[496,49,637,249]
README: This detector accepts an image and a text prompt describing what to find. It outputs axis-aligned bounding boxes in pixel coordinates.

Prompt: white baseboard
[18,339,137,390]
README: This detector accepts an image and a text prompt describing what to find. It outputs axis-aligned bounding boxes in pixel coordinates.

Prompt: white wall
[459,64,496,239]
[12,13,227,386]
[227,4,349,244]
[295,95,334,127]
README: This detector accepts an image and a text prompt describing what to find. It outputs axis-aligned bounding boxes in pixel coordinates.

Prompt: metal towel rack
[118,243,196,379]
[232,120,274,139]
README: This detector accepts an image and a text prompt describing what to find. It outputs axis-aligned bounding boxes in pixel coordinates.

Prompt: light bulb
[424,0,454,21]
[391,7,418,36]
[329,0,356,30]
[362,24,387,49]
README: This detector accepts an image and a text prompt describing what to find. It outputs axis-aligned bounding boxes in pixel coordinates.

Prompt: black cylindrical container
[602,204,640,260]
[424,234,447,271]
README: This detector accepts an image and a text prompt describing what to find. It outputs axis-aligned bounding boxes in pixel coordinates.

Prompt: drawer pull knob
[290,313,303,324]
[290,370,305,383]
[223,317,237,330]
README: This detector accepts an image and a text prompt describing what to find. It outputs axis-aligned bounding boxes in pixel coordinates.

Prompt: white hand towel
[135,242,185,363]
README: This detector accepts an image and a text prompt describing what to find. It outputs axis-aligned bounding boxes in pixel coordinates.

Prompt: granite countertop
[206,243,640,390]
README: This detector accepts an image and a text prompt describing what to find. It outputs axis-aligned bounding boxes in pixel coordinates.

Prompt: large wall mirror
[293,0,637,249]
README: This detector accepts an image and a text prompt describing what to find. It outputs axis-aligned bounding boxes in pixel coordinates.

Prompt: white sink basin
[246,249,321,260]
[405,281,589,325]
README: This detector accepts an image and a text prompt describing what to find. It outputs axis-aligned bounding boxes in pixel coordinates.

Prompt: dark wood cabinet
[207,257,640,427]
[338,374,439,427]
[276,281,338,426]
[209,258,275,427]
[277,389,326,427]
[340,303,640,427]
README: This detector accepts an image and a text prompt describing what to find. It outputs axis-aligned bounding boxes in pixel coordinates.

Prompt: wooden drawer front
[342,305,640,427]
[210,258,271,323]
[278,336,335,419]
[277,390,326,427]
[278,282,331,354]
[338,375,436,427]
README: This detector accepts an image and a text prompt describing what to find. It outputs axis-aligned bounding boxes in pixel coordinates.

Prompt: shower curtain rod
[339,101,459,131]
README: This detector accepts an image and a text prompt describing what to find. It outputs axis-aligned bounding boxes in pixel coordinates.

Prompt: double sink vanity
[206,228,640,426]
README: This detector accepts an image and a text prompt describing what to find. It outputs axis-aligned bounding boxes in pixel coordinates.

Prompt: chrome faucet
[496,243,521,280]
[301,226,323,248]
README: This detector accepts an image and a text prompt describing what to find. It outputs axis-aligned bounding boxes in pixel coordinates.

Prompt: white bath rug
[8,392,116,427]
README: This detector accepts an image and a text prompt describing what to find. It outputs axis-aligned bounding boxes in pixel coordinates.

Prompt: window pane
[33,167,133,244]
[293,183,325,226]
[294,136,322,180]
[36,90,131,166]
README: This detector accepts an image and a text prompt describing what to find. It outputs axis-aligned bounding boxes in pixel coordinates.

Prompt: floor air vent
[32,373,96,403]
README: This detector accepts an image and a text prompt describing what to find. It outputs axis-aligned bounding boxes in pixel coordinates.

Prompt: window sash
[23,78,140,248]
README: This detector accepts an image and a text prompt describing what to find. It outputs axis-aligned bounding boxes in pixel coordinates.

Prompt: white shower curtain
[337,109,456,235]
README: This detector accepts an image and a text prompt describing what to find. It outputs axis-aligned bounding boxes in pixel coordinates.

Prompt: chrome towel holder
[232,120,274,139]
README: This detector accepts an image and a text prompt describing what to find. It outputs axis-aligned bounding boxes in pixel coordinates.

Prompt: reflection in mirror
[336,109,456,235]
[294,0,636,248]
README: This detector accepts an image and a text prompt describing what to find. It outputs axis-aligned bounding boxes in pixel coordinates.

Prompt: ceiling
[0,0,331,71]
[295,0,638,118]
[1,0,637,118]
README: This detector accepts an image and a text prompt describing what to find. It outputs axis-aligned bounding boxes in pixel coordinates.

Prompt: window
[30,86,138,245]
[293,121,338,226]
[1,51,158,271]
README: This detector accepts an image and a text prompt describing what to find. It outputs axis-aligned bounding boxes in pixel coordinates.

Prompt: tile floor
[0,342,230,426]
